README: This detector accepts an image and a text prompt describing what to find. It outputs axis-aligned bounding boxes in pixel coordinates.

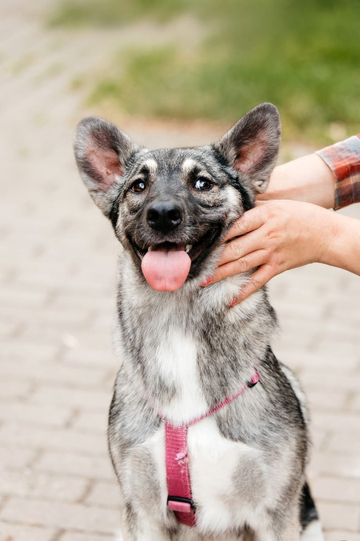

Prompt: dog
[74,103,323,541]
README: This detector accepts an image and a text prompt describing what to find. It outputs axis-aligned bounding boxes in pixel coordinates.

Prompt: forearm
[259,153,335,209]
[260,135,360,211]
[321,212,360,276]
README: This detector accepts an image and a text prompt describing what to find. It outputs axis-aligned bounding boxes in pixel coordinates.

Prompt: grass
[50,0,360,142]
[49,0,189,27]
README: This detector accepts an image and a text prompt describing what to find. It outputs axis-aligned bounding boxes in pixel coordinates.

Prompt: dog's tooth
[148,246,153,252]
[185,244,193,253]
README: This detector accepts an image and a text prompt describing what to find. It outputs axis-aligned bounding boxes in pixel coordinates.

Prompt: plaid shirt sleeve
[316,135,360,210]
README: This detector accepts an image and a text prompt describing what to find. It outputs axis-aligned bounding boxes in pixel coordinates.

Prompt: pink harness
[159,369,260,527]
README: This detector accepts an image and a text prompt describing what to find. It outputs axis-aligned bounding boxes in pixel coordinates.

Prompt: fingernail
[200,277,211,287]
[229,299,237,307]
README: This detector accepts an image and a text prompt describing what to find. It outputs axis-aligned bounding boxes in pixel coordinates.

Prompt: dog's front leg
[120,504,174,541]
[253,508,301,541]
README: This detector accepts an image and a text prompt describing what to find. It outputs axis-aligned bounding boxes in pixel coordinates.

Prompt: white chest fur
[188,417,264,533]
[154,329,209,424]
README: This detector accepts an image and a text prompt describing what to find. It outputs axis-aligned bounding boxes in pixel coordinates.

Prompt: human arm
[204,136,360,304]
[257,152,335,209]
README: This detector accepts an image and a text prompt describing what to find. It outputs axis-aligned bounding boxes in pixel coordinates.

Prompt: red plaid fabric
[316,135,360,210]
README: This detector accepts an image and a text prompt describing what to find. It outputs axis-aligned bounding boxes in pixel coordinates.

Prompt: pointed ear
[216,103,281,193]
[74,116,141,216]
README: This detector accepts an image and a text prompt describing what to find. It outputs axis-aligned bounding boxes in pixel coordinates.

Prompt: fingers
[209,250,268,285]
[230,265,276,306]
[218,227,265,268]
[223,206,267,243]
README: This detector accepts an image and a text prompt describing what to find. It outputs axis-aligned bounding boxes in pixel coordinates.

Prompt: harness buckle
[247,370,260,388]
[167,495,196,513]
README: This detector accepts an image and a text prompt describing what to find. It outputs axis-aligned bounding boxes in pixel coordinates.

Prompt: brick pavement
[1,1,360,540]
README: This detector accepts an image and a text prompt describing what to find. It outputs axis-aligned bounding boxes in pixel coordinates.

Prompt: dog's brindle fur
[74,104,323,540]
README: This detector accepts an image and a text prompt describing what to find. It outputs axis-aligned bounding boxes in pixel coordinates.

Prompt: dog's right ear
[74,116,140,217]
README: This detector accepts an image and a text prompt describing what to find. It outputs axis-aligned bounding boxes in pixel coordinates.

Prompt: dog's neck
[116,253,276,425]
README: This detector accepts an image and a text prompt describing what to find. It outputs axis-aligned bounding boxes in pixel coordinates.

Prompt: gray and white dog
[74,103,323,541]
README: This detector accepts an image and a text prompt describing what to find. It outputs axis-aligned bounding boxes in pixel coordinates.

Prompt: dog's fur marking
[154,329,208,424]
[74,103,323,541]
[140,157,158,175]
[300,520,324,541]
[182,158,198,174]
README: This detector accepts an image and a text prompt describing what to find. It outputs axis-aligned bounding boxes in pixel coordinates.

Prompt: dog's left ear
[216,103,281,193]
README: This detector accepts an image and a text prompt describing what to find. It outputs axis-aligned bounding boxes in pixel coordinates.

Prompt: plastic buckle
[247,370,260,388]
[167,496,196,513]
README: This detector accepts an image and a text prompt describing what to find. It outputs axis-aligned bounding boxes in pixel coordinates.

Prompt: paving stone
[63,348,118,368]
[85,481,122,509]
[0,403,73,428]
[0,425,108,456]
[310,426,330,451]
[59,533,115,541]
[0,446,36,470]
[1,498,121,534]
[307,390,347,412]
[0,342,59,362]
[274,351,359,372]
[328,430,360,454]
[350,394,360,413]
[0,470,87,502]
[29,387,111,412]
[309,452,360,480]
[0,320,18,339]
[301,371,360,393]
[0,362,109,389]
[0,522,57,541]
[311,412,360,432]
[317,501,360,531]
[71,412,108,433]
[35,451,115,481]
[326,531,360,541]
[0,380,33,400]
[313,476,360,504]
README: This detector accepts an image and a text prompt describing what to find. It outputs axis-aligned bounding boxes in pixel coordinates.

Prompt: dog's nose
[147,201,183,233]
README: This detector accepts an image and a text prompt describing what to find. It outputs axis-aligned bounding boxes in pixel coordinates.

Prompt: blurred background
[1,1,360,540]
[51,0,360,143]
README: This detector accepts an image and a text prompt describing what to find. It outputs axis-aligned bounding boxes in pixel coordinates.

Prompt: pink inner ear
[234,129,268,174]
[88,142,123,190]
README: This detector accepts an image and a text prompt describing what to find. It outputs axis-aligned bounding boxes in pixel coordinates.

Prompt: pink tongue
[141,249,191,291]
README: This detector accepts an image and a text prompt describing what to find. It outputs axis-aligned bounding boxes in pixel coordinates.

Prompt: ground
[1,1,360,540]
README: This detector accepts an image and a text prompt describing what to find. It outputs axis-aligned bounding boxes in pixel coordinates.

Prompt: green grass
[49,0,189,27]
[51,0,360,142]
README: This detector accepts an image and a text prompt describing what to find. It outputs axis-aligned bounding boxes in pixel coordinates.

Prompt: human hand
[204,200,335,305]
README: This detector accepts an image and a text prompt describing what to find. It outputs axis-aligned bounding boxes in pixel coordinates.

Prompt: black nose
[147,201,183,234]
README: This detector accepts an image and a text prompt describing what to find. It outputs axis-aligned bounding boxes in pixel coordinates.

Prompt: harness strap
[165,423,196,526]
[164,369,260,527]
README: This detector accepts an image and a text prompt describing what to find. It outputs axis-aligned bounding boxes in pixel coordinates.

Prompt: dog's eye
[194,177,214,191]
[130,180,146,193]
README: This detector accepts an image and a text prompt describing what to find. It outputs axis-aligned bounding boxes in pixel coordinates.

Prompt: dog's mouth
[132,228,219,291]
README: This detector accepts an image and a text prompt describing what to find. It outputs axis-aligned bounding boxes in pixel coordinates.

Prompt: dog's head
[74,103,280,291]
